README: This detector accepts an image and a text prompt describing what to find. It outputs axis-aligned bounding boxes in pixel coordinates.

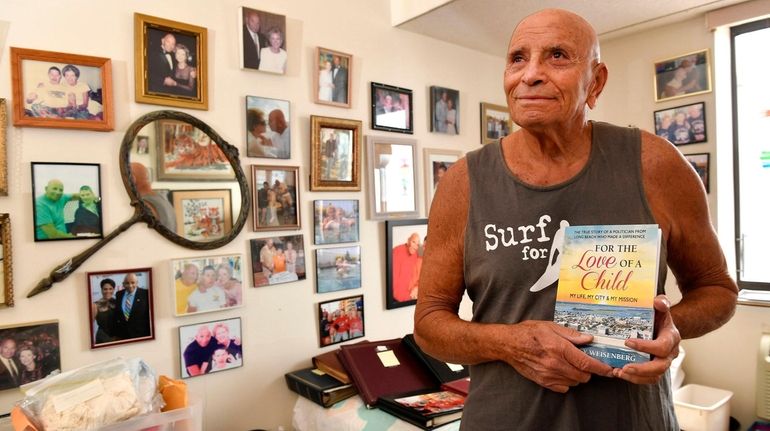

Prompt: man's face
[48,69,61,84]
[123,274,139,293]
[182,265,199,285]
[44,180,64,201]
[269,110,285,132]
[200,269,215,288]
[195,327,212,347]
[407,234,419,255]
[333,56,341,67]
[246,13,260,33]
[0,339,16,359]
[162,34,176,53]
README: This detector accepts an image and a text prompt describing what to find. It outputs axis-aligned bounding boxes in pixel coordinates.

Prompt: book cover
[378,389,465,430]
[402,334,469,383]
[554,224,661,368]
[312,349,351,384]
[440,377,470,397]
[284,367,357,408]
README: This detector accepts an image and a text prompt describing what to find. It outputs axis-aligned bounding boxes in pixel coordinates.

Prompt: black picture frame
[653,101,706,146]
[370,82,413,134]
[385,218,428,309]
[684,152,710,193]
[318,294,364,347]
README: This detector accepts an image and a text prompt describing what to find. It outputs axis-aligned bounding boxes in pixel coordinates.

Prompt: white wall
[0,1,502,429]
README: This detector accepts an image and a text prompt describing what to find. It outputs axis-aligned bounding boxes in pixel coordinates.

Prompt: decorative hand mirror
[29,110,250,297]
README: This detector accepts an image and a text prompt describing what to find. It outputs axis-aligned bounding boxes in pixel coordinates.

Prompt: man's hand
[613,295,681,384]
[506,321,614,393]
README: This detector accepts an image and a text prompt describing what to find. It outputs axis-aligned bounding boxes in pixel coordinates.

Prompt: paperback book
[554,224,661,368]
[377,389,465,430]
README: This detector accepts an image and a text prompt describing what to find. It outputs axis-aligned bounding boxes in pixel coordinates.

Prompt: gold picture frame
[0,213,13,307]
[653,49,712,103]
[314,47,352,108]
[480,102,514,145]
[310,115,362,191]
[171,190,233,241]
[0,99,7,196]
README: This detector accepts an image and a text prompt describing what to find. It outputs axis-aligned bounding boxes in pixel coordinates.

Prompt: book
[312,339,368,384]
[377,389,465,430]
[284,367,358,408]
[338,338,438,407]
[554,224,661,368]
[440,377,471,397]
[402,334,469,383]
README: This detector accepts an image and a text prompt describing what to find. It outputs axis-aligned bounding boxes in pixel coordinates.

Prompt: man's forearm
[671,285,737,338]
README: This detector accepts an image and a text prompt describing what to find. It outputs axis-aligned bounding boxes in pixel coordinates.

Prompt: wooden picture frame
[238,7,287,74]
[0,320,60,389]
[170,254,244,317]
[480,102,514,145]
[430,86,459,134]
[371,82,413,134]
[245,95,291,159]
[170,190,233,242]
[315,245,362,294]
[386,219,428,310]
[313,199,360,245]
[423,148,462,213]
[249,235,306,287]
[684,153,710,193]
[365,135,419,220]
[134,13,208,110]
[155,119,234,181]
[318,294,364,347]
[10,47,114,131]
[87,268,154,348]
[310,115,362,191]
[251,165,300,231]
[0,99,8,196]
[314,47,352,108]
[654,49,712,103]
[179,317,243,378]
[653,101,707,145]
[0,214,12,308]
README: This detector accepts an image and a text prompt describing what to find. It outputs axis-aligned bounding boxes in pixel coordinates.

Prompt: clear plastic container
[97,394,202,431]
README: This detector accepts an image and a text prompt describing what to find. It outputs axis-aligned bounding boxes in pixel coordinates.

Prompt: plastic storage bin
[97,394,203,431]
[674,384,733,431]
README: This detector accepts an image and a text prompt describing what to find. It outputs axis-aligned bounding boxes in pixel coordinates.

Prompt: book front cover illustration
[554,224,661,368]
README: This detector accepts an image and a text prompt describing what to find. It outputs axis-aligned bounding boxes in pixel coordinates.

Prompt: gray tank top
[461,121,677,430]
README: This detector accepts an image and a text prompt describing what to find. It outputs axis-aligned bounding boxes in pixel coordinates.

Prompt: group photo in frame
[0,320,60,390]
[365,136,419,220]
[249,234,306,287]
[430,86,459,135]
[314,47,352,108]
[179,317,242,378]
[239,7,287,74]
[0,214,12,308]
[310,116,362,191]
[386,219,428,309]
[371,82,413,134]
[10,47,114,131]
[684,153,710,193]
[653,49,712,103]
[313,199,359,245]
[654,101,707,145]
[170,254,244,317]
[480,102,514,145]
[134,13,208,110]
[170,190,233,242]
[31,162,103,242]
[245,95,290,159]
[251,165,300,231]
[155,119,234,181]
[423,149,462,212]
[86,268,154,349]
[318,294,364,347]
[315,245,361,294]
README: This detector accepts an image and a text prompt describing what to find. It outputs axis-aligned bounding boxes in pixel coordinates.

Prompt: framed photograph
[365,136,419,220]
[9,47,114,131]
[238,7,287,74]
[171,190,232,241]
[245,95,290,159]
[31,162,103,242]
[423,149,462,213]
[310,115,362,191]
[315,245,361,294]
[0,99,7,196]
[654,49,712,103]
[155,118,234,181]
[318,294,364,347]
[0,214,12,308]
[371,82,413,134]
[0,320,60,390]
[249,234,306,287]
[314,47,352,108]
[86,268,154,348]
[179,317,242,378]
[134,13,208,110]
[480,102,515,145]
[430,86,459,134]
[386,219,428,309]
[313,200,359,245]
[135,135,150,154]
[653,101,706,146]
[251,165,300,230]
[171,254,244,317]
[684,153,710,193]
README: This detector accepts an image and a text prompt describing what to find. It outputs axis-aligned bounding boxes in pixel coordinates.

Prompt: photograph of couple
[22,60,104,121]
[241,7,287,74]
[146,28,200,99]
[316,48,350,106]
[179,318,242,378]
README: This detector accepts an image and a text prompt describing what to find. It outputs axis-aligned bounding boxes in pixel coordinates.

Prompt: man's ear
[586,62,608,109]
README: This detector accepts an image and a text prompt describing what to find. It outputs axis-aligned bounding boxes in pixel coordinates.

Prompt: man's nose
[521,58,546,86]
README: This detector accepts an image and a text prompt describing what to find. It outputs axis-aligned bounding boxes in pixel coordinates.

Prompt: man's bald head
[511,9,600,65]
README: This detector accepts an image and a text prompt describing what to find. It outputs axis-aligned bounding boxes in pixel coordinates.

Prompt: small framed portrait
[423,149,462,213]
[430,86,459,135]
[480,102,515,145]
[654,49,712,103]
[249,234,306,287]
[245,95,290,159]
[371,82,413,134]
[314,47,352,108]
[31,162,103,242]
[251,165,300,231]
[0,99,7,195]
[155,119,234,181]
[315,245,361,294]
[318,294,364,347]
[0,320,60,390]
[86,268,154,348]
[365,136,419,220]
[313,200,359,245]
[9,47,114,131]
[386,219,428,309]
[310,116,362,191]
[135,135,150,154]
[653,101,707,146]
[239,7,287,74]
[179,317,242,378]
[171,254,244,317]
[170,190,232,242]
[684,153,710,193]
[0,214,12,307]
[134,13,208,110]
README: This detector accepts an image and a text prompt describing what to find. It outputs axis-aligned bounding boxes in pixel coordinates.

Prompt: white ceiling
[395,0,751,56]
